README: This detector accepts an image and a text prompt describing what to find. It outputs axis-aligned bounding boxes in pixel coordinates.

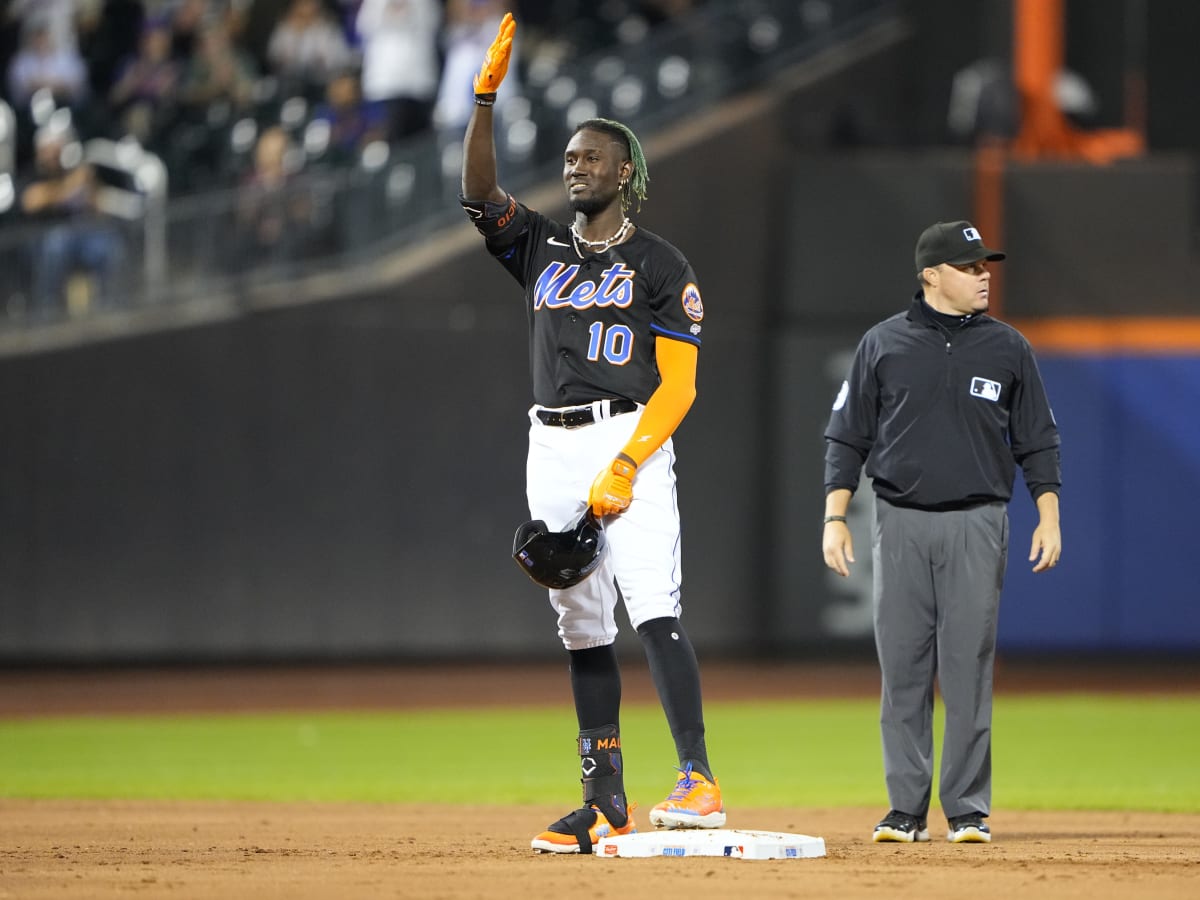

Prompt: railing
[0,0,898,336]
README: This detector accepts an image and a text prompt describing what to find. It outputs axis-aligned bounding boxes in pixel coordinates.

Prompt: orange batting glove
[588,456,637,517]
[473,12,516,95]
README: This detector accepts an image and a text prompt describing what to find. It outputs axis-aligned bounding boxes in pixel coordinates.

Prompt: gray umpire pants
[872,497,1008,820]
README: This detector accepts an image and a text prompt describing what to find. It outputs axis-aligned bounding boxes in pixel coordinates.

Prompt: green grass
[1,695,1197,812]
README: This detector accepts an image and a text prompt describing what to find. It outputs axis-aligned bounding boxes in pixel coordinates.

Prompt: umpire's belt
[536,398,638,428]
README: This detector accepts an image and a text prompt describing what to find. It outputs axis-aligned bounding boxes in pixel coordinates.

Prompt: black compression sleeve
[637,617,712,780]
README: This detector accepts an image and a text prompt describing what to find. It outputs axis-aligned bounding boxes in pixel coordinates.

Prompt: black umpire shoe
[946,812,991,843]
[872,809,930,843]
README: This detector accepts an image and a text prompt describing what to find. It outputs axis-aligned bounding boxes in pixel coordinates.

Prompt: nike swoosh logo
[546,237,571,247]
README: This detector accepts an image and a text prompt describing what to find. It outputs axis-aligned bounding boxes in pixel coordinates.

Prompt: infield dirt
[2,659,1198,900]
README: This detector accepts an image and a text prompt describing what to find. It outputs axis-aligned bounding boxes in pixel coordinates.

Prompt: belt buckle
[562,408,588,428]
[539,404,598,428]
[539,407,573,427]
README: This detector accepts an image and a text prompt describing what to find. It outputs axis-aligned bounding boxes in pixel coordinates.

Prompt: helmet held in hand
[512,510,607,589]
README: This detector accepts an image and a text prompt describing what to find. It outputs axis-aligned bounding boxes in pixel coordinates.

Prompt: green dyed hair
[574,117,649,212]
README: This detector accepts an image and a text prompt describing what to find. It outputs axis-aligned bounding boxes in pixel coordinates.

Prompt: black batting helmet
[512,510,607,589]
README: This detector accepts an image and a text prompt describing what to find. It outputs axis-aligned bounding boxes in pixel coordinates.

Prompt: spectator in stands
[178,18,259,116]
[309,68,386,166]
[5,0,86,54]
[354,0,441,142]
[6,20,88,111]
[233,124,313,268]
[18,119,126,318]
[108,18,181,148]
[266,0,352,100]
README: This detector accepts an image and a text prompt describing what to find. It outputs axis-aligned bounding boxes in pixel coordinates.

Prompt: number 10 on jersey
[587,322,634,365]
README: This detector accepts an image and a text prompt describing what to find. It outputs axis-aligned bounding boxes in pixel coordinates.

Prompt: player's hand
[588,457,636,517]
[822,520,855,577]
[473,12,515,95]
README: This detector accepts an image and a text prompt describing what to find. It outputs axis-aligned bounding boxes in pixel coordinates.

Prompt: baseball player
[822,221,1063,844]
[460,13,724,854]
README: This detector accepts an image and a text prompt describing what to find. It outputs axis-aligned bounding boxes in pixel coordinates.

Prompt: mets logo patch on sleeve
[681,283,704,322]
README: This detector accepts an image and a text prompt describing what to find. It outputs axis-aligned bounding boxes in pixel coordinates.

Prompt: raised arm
[462,12,514,203]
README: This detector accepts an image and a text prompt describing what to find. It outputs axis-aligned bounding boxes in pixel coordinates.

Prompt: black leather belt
[536,399,638,428]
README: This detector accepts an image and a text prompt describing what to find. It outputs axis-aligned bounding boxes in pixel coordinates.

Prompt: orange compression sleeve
[619,336,698,469]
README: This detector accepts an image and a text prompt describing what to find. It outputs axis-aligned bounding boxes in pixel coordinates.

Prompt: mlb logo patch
[963,227,981,241]
[970,377,1002,402]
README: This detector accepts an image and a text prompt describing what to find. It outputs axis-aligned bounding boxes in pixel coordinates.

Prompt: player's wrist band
[474,92,497,107]
[823,515,847,525]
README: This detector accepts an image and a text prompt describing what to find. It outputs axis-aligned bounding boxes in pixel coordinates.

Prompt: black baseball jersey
[462,193,704,407]
[825,293,1061,510]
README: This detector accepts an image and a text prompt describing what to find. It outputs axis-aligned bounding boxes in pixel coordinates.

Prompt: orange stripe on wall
[1006,317,1200,353]
[973,140,1006,317]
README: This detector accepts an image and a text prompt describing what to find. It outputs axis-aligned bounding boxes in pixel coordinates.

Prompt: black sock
[637,616,713,780]
[569,645,621,730]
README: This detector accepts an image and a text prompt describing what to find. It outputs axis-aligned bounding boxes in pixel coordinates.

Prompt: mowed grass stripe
[1,695,1196,811]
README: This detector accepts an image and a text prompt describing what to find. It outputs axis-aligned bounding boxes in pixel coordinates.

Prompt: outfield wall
[2,148,1197,660]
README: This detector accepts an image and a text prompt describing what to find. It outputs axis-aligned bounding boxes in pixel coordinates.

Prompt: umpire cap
[512,510,607,590]
[915,220,1006,271]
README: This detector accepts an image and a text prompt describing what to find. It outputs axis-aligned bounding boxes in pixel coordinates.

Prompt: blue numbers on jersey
[533,261,637,366]
[586,322,634,365]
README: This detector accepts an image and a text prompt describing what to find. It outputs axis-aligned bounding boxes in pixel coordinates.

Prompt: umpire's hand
[822,520,854,577]
[1029,520,1062,573]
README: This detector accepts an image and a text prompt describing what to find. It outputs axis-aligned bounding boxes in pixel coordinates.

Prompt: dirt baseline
[2,659,1198,900]
[4,800,1198,900]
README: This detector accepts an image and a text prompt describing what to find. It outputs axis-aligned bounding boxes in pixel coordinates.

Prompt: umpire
[821,220,1062,844]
